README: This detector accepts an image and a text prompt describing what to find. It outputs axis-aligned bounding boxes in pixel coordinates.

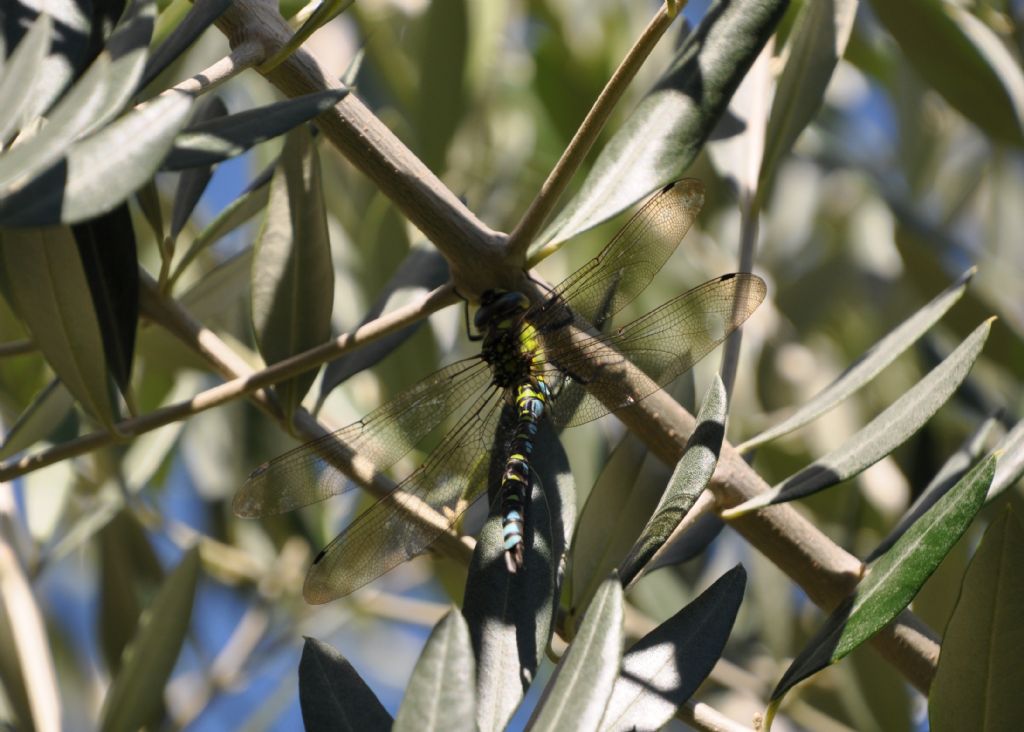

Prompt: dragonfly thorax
[476,289,540,389]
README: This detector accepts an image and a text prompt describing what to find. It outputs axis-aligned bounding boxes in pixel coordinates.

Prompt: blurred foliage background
[0,0,1022,729]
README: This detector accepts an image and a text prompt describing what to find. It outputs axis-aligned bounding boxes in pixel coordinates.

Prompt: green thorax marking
[476,289,544,389]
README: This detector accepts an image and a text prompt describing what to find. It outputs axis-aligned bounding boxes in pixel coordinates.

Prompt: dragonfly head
[475,289,530,330]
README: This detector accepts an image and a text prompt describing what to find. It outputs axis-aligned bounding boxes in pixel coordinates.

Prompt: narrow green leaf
[929,508,1024,731]
[170,95,228,241]
[527,577,623,732]
[599,565,746,731]
[170,168,272,286]
[317,247,449,408]
[0,13,53,143]
[725,318,992,517]
[0,53,114,191]
[98,546,201,732]
[464,418,574,732]
[869,0,1024,146]
[134,179,164,243]
[0,379,74,460]
[0,90,195,226]
[758,0,858,193]
[0,538,61,732]
[771,454,997,701]
[866,412,1000,562]
[570,432,651,618]
[98,509,164,674]
[739,268,976,452]
[619,375,727,586]
[72,203,140,392]
[0,226,118,427]
[138,0,233,91]
[538,0,788,249]
[298,637,392,732]
[179,249,254,328]
[988,419,1024,502]
[76,0,156,139]
[415,0,468,171]
[261,0,355,74]
[163,89,348,170]
[394,610,476,732]
[251,125,334,419]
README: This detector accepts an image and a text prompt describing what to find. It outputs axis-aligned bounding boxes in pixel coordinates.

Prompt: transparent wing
[303,386,510,602]
[541,274,767,428]
[234,358,494,517]
[527,179,704,334]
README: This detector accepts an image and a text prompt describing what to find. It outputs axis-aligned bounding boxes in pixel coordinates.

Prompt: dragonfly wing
[528,179,704,333]
[235,358,494,517]
[303,386,508,602]
[543,273,766,428]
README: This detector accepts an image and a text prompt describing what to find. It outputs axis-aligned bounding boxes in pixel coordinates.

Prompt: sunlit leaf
[76,0,156,139]
[538,0,788,249]
[739,268,975,452]
[394,610,475,732]
[988,419,1024,502]
[0,379,74,460]
[0,90,194,226]
[866,412,999,562]
[527,577,623,732]
[619,375,726,586]
[599,565,746,731]
[0,13,53,143]
[758,0,858,193]
[725,318,992,517]
[771,454,996,701]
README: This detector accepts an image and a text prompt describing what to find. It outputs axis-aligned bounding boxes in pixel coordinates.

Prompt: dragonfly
[235,179,766,603]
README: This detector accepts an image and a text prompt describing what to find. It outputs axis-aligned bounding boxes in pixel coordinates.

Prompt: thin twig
[170,40,267,97]
[506,2,682,260]
[0,277,457,481]
[680,700,754,732]
[0,339,34,357]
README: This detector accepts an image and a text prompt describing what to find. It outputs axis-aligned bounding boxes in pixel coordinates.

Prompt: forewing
[543,274,766,428]
[303,386,508,602]
[234,358,494,517]
[528,179,704,333]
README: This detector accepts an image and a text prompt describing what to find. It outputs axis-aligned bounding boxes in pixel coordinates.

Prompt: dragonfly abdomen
[501,376,549,572]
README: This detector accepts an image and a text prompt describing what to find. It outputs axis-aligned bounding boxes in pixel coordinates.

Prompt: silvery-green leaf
[771,454,996,701]
[394,610,475,732]
[725,318,992,517]
[527,577,623,732]
[929,508,1024,732]
[738,268,975,452]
